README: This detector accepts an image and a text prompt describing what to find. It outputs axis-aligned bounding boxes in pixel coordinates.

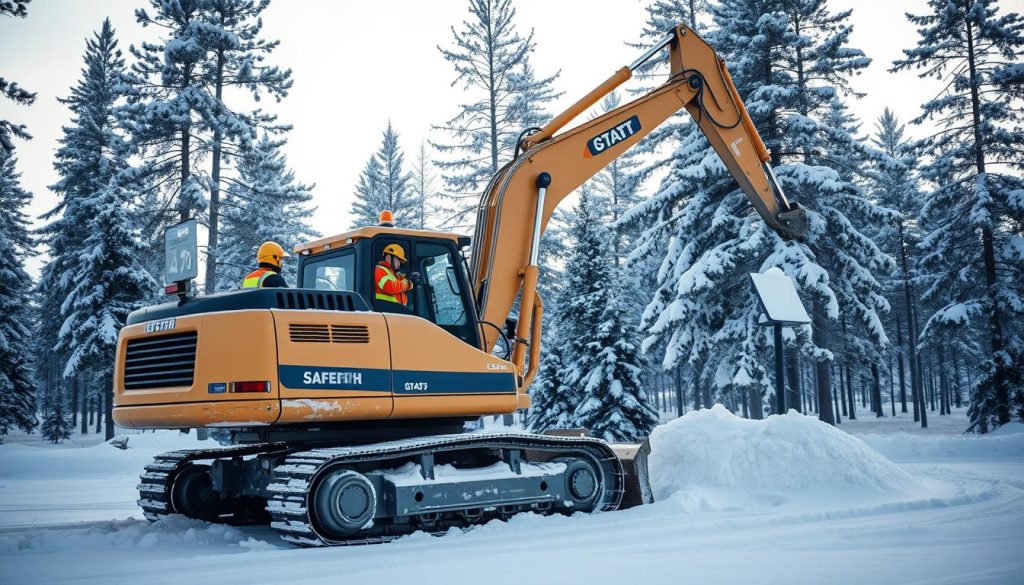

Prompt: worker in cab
[375,244,419,306]
[242,241,289,289]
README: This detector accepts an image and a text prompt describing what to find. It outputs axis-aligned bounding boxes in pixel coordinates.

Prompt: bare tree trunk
[69,370,77,428]
[812,301,835,424]
[104,370,114,440]
[847,363,857,420]
[80,378,88,435]
[95,394,102,434]
[888,353,896,416]
[966,21,1010,426]
[838,360,848,417]
[204,47,226,293]
[786,348,802,413]
[872,363,883,417]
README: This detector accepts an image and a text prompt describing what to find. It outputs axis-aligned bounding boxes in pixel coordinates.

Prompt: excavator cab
[296,225,480,348]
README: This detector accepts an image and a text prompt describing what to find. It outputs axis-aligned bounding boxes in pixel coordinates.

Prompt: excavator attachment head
[777,202,809,241]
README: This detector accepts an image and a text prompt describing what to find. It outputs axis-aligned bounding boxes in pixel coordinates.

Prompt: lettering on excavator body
[585,115,641,157]
[302,370,363,386]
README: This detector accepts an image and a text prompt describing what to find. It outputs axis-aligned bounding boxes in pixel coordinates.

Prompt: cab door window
[415,243,473,344]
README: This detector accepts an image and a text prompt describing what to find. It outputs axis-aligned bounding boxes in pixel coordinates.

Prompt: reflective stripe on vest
[242,268,273,289]
[374,263,406,304]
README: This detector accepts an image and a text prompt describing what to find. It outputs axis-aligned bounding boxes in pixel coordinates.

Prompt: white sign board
[750,268,811,326]
[164,218,198,285]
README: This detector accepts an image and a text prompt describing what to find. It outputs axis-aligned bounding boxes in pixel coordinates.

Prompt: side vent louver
[289,324,370,343]
[330,325,370,343]
[289,324,330,343]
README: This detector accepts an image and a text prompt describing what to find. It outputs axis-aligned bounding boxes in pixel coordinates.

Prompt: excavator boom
[469,24,808,387]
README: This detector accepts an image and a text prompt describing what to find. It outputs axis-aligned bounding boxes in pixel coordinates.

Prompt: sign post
[750,268,811,415]
[164,218,198,300]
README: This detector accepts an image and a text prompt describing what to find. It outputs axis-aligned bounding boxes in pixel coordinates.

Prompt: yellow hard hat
[382,243,407,263]
[257,241,290,267]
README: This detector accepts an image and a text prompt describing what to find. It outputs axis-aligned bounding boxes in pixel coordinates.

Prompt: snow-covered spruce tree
[526,325,576,433]
[58,174,156,440]
[216,134,317,289]
[893,0,1024,432]
[0,0,35,155]
[867,109,927,419]
[433,0,559,230]
[559,189,657,441]
[350,122,417,229]
[41,389,73,444]
[38,19,128,415]
[201,0,292,293]
[630,0,893,423]
[117,0,255,287]
[0,153,38,438]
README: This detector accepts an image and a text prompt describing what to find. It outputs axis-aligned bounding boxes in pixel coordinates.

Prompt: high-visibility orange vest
[375,262,411,304]
[242,267,274,289]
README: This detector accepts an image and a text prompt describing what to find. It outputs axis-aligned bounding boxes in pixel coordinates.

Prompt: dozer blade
[542,429,654,508]
[609,440,653,508]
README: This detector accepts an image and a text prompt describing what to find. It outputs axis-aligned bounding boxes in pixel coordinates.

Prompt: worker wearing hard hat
[375,244,419,306]
[242,241,289,289]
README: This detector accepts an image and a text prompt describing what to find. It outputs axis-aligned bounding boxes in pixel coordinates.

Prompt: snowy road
[3,414,1023,585]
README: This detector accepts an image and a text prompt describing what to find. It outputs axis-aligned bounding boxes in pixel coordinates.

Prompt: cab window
[414,242,473,344]
[302,252,354,291]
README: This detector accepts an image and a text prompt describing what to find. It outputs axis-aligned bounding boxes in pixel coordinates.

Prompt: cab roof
[294,226,469,257]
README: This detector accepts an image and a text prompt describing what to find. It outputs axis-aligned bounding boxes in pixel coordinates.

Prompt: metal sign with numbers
[164,218,198,285]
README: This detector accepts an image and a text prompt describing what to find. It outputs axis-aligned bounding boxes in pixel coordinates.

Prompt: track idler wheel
[312,469,377,538]
[556,457,602,511]
[170,464,222,521]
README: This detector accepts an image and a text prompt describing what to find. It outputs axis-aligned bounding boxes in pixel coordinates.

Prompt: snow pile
[647,405,923,506]
[861,427,1024,461]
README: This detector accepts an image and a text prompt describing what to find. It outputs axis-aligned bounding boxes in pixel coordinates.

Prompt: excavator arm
[468,24,808,399]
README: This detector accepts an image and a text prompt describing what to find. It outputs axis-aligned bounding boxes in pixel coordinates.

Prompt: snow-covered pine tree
[217,134,317,289]
[526,326,575,433]
[201,0,293,293]
[41,388,73,444]
[410,140,436,230]
[892,0,1024,432]
[433,0,559,230]
[58,172,156,440]
[867,109,927,420]
[0,0,35,155]
[118,0,256,290]
[630,0,893,423]
[558,189,657,440]
[38,19,128,421]
[350,122,416,229]
[0,153,38,438]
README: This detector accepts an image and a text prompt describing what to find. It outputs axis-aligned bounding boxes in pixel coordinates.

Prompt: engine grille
[275,291,362,311]
[289,324,370,343]
[123,331,198,390]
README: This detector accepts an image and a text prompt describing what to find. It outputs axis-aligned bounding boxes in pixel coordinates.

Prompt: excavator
[113,24,807,547]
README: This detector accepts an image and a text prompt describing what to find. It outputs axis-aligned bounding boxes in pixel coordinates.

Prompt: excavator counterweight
[113,24,806,546]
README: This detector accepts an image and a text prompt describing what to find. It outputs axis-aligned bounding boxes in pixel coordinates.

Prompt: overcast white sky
[1,0,937,277]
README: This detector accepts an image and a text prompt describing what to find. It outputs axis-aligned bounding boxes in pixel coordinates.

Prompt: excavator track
[266,432,625,547]
[137,442,285,523]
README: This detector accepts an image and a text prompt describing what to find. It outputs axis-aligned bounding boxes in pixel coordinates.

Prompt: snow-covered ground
[2,407,1022,585]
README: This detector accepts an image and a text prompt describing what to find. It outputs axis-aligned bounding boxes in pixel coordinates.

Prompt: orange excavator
[113,24,806,546]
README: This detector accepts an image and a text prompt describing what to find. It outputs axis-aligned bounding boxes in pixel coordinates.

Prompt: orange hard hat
[257,241,290,267]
